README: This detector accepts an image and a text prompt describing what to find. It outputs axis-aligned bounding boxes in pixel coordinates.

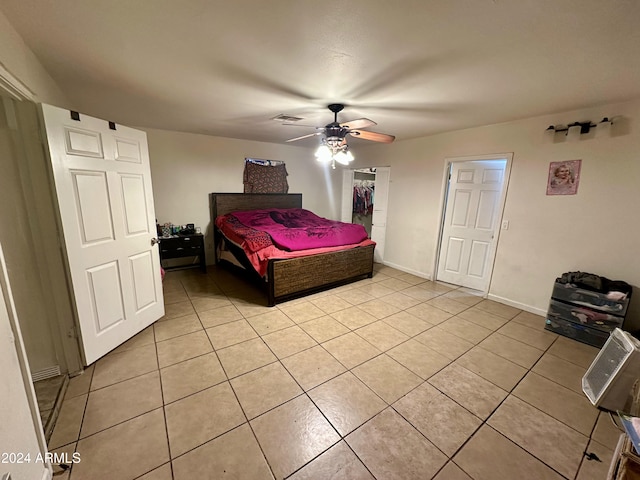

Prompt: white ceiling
[2,0,640,145]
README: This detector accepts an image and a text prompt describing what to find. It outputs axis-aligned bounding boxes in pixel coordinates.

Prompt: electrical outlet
[501,220,509,230]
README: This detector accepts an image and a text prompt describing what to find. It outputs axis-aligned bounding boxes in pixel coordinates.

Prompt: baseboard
[376,261,546,317]
[380,261,432,281]
[31,365,61,382]
[486,293,547,317]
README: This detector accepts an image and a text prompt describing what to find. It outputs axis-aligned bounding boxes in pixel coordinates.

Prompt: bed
[210,193,375,306]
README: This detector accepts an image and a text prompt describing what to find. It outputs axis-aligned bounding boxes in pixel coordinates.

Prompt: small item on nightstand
[180,224,196,235]
[161,223,172,237]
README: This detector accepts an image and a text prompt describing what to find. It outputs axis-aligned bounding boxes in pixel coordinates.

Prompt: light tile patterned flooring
[49,264,622,479]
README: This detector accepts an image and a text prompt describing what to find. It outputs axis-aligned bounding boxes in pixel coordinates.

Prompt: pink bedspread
[215,213,375,277]
[230,208,369,251]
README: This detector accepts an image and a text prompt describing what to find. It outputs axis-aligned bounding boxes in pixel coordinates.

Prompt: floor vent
[31,365,61,382]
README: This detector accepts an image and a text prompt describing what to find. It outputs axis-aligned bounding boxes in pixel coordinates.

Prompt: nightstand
[159,234,206,273]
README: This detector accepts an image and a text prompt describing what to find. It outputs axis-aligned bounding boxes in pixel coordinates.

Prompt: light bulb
[334,150,354,165]
[596,117,612,138]
[315,145,332,162]
[566,124,581,140]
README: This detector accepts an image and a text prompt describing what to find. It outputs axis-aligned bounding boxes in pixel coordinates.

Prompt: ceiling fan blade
[340,118,376,130]
[349,130,395,143]
[285,131,322,142]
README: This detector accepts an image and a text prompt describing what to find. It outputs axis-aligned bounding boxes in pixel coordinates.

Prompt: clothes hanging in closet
[353,182,374,216]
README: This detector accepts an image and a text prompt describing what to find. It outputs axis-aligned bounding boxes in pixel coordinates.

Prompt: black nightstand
[159,234,206,273]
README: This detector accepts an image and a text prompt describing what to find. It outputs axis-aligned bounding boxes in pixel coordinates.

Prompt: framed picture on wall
[547,159,581,195]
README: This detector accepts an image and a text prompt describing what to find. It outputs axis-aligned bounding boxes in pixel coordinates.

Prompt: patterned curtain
[243,159,289,193]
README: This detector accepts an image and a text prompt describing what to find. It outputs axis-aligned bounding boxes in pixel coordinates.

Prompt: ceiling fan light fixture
[326,136,344,148]
[334,149,354,165]
[315,144,332,162]
[285,103,392,167]
[315,139,355,167]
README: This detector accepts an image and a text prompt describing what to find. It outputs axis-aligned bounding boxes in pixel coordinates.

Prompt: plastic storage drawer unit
[545,316,611,347]
[545,279,630,348]
[547,299,622,333]
[551,283,629,316]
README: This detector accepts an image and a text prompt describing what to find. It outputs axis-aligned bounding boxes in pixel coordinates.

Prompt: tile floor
[48,264,624,479]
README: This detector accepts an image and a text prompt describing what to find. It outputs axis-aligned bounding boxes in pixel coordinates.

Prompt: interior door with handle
[436,158,508,291]
[40,104,164,365]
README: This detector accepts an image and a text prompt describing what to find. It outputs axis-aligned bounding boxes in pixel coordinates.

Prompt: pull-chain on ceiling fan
[285,104,395,168]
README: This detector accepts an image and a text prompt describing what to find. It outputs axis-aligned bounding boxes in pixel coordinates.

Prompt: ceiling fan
[285,103,396,145]
[284,104,395,168]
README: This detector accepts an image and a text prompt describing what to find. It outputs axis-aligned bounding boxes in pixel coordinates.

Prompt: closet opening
[342,166,389,263]
[352,168,376,238]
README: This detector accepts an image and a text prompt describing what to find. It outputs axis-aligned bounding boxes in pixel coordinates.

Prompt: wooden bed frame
[210,193,375,306]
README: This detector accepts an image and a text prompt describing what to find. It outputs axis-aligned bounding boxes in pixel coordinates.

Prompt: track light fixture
[545,117,613,135]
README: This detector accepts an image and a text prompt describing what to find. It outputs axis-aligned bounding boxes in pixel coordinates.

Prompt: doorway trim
[0,64,35,101]
[341,165,390,263]
[433,152,513,294]
[1,76,83,376]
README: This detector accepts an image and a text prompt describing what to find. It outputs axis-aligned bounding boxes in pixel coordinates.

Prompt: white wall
[145,128,343,263]
[355,99,640,322]
[0,9,68,105]
[0,13,77,375]
[3,3,638,330]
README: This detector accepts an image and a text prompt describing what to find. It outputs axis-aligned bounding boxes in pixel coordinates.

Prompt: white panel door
[370,167,390,263]
[40,104,164,365]
[436,160,506,290]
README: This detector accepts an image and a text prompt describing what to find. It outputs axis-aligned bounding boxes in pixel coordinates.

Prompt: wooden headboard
[210,193,303,219]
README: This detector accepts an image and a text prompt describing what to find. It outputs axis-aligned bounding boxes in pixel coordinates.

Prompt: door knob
[151,237,160,246]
